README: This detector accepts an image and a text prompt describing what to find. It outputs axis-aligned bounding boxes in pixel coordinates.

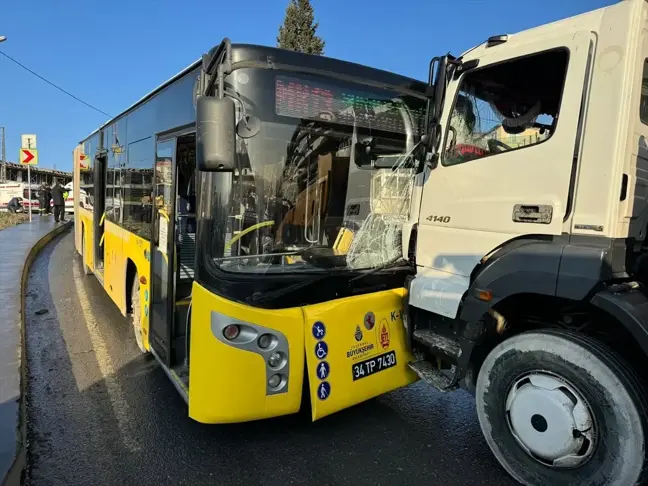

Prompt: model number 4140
[426,215,451,223]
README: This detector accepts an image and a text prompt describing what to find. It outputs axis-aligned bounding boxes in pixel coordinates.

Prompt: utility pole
[1,127,5,183]
[0,37,8,183]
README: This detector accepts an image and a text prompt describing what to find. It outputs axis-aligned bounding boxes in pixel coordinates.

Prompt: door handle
[512,204,553,224]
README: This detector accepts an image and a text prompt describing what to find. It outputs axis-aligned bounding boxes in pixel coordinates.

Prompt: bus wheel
[129,276,148,354]
[475,329,648,486]
[81,232,91,275]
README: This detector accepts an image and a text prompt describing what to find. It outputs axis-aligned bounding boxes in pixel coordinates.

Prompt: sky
[0,0,615,172]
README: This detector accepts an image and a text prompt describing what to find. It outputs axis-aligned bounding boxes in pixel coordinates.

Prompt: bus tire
[81,232,91,275]
[475,329,648,486]
[129,276,148,354]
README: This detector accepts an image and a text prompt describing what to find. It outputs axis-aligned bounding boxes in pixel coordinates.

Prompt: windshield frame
[195,64,426,301]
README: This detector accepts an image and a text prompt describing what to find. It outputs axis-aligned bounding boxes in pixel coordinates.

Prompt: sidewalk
[0,216,73,486]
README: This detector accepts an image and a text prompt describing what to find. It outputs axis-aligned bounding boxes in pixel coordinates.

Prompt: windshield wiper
[348,256,411,284]
[249,274,332,305]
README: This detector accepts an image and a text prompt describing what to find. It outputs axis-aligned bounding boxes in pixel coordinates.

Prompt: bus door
[94,154,107,274]
[150,137,177,366]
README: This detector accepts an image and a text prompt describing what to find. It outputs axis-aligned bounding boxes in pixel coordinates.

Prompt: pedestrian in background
[51,179,66,223]
[44,183,52,215]
[37,184,46,215]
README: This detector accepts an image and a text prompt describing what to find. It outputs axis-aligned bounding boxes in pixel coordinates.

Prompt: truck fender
[459,239,564,324]
[590,284,648,356]
[459,236,622,326]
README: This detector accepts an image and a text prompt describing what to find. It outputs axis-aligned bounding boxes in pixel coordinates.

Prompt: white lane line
[72,261,141,453]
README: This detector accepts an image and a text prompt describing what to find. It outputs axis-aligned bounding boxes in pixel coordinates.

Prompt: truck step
[412,329,461,361]
[408,360,458,392]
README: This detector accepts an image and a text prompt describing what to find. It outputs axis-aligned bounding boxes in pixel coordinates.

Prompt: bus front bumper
[188,282,417,424]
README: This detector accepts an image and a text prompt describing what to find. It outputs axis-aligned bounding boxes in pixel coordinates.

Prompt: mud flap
[303,287,418,420]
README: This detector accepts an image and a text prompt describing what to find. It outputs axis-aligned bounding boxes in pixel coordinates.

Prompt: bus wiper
[249,275,332,305]
[348,256,410,284]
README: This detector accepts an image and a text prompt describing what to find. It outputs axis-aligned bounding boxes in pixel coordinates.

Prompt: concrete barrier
[1,220,73,486]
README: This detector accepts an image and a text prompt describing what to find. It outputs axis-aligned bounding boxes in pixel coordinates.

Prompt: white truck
[402,0,648,484]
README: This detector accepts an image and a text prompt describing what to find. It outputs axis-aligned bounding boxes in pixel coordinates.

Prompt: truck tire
[475,329,648,486]
[129,276,148,354]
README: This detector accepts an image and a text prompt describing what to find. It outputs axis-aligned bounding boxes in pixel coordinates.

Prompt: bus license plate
[352,351,397,381]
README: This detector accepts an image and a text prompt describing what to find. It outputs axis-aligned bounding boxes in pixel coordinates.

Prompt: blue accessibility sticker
[316,361,330,380]
[144,289,149,302]
[314,341,328,360]
[312,321,326,340]
[317,381,331,401]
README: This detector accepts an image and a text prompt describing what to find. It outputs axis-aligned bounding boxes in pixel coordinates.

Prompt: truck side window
[443,48,569,166]
[640,59,648,124]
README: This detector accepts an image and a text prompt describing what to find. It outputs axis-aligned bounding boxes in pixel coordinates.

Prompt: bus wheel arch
[475,329,648,485]
[126,259,148,354]
[80,223,91,275]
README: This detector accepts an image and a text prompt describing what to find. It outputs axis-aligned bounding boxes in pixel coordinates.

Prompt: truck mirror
[196,96,236,172]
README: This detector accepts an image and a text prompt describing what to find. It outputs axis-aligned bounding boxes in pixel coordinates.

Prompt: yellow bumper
[188,282,417,424]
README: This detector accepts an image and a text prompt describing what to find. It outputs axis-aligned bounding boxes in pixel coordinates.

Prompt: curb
[1,220,73,486]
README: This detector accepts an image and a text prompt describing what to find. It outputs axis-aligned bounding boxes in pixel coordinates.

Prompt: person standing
[44,184,52,215]
[51,180,66,223]
[37,185,45,215]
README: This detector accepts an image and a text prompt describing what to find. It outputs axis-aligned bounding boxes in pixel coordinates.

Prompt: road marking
[72,261,141,453]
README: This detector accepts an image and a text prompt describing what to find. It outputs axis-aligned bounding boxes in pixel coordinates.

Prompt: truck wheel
[475,329,648,486]
[129,276,148,354]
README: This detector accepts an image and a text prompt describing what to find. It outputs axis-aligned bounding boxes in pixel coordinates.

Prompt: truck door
[414,31,594,319]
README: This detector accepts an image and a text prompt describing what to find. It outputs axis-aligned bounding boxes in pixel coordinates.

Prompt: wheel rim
[505,371,597,468]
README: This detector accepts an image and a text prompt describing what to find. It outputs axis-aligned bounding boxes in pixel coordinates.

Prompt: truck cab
[405,0,648,484]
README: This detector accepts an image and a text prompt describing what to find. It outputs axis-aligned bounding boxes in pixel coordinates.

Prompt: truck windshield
[202,68,426,275]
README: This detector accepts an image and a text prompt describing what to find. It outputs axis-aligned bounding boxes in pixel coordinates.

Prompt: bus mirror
[196,96,236,172]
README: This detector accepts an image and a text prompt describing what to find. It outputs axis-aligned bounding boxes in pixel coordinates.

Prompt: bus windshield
[203,69,426,275]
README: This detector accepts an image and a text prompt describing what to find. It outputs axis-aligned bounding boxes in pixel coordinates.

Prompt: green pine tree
[277,0,325,55]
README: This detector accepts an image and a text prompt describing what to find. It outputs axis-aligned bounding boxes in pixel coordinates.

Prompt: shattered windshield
[202,68,426,274]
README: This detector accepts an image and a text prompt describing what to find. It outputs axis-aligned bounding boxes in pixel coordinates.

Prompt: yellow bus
[73,39,427,423]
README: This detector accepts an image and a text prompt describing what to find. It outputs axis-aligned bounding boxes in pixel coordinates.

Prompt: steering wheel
[487,139,513,153]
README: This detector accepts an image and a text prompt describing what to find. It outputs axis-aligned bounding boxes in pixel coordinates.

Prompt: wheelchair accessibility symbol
[315,341,328,360]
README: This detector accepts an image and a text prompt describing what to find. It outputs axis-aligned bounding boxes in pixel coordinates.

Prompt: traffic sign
[20,148,38,165]
[79,153,89,170]
[21,134,37,149]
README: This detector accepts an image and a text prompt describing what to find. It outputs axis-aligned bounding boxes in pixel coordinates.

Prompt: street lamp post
[0,127,5,183]
[0,36,6,182]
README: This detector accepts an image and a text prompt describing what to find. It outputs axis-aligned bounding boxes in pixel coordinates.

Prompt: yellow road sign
[19,148,38,165]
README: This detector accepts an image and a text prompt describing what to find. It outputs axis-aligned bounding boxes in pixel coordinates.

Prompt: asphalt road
[24,232,516,486]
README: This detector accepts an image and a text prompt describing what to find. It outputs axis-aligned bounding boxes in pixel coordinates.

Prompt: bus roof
[81,43,427,144]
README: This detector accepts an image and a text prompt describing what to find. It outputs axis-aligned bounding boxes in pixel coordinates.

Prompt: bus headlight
[212,312,290,396]
[258,333,274,349]
[268,374,282,389]
[223,324,240,340]
[268,351,285,369]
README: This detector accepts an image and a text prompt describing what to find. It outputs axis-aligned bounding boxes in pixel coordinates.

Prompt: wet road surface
[24,233,516,486]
